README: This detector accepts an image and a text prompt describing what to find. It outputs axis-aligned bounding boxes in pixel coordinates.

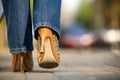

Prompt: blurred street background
[0,0,120,80]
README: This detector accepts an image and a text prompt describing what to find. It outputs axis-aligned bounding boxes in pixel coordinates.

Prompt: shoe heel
[19,53,25,73]
[12,54,18,72]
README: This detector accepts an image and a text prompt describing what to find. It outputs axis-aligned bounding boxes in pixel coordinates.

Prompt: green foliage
[76,0,94,30]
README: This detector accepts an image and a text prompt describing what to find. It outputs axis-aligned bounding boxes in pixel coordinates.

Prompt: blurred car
[93,28,111,48]
[60,23,95,48]
[104,29,120,43]
[93,28,120,49]
[104,29,120,54]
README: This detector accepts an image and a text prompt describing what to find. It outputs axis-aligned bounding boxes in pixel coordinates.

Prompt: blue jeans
[2,0,61,53]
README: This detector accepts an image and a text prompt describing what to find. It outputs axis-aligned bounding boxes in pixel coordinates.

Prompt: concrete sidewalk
[0,49,120,80]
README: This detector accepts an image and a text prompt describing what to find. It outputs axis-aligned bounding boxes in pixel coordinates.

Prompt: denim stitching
[10,47,33,53]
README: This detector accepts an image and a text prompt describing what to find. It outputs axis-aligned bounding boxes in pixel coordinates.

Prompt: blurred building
[94,0,120,29]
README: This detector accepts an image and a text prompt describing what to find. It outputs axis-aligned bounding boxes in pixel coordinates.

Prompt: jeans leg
[2,0,33,53]
[33,0,61,40]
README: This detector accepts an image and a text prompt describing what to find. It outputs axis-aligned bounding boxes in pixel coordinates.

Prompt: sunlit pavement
[0,48,120,80]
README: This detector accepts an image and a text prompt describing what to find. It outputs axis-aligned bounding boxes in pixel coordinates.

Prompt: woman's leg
[33,0,61,69]
[33,0,61,39]
[2,0,33,72]
[2,0,33,53]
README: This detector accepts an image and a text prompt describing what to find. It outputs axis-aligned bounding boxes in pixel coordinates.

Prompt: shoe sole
[39,38,59,69]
